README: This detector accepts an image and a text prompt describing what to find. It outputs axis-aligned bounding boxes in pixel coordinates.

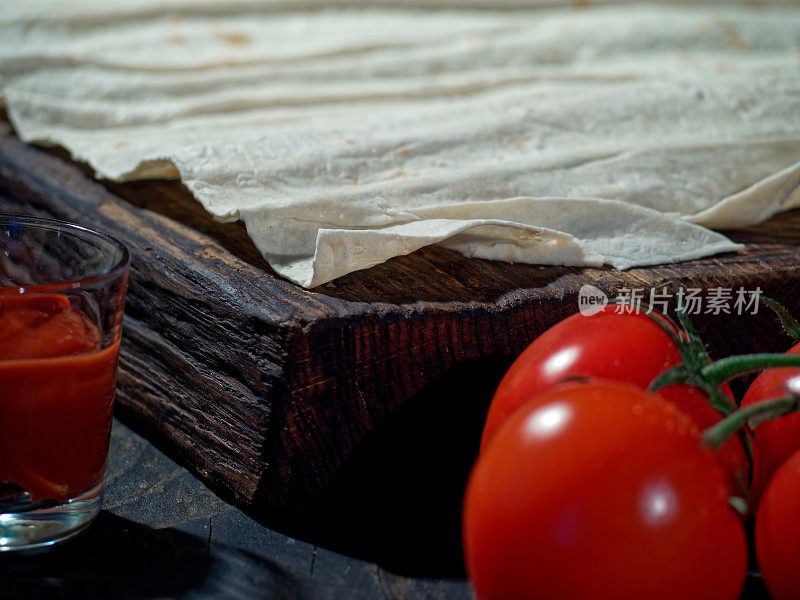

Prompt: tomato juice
[0,294,118,503]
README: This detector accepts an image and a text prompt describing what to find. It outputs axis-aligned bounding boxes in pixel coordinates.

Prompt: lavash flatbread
[1,1,798,287]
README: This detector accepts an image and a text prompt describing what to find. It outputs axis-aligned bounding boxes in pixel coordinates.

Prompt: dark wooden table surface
[1,418,773,600]
[1,419,473,600]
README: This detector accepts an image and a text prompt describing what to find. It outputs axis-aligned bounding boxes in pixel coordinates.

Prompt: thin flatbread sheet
[1,0,799,287]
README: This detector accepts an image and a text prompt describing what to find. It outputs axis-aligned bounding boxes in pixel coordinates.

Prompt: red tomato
[756,446,800,600]
[482,307,749,495]
[464,381,747,600]
[740,342,800,506]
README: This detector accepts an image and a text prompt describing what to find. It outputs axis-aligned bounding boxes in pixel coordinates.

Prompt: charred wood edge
[2,124,800,515]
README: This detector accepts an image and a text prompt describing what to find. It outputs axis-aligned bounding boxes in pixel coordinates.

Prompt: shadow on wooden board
[281,356,509,578]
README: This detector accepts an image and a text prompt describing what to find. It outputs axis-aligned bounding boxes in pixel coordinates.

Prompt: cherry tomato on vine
[464,381,747,600]
[740,342,800,507]
[481,307,749,495]
[756,445,800,600]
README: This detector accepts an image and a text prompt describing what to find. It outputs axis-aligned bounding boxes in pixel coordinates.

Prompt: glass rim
[0,214,131,294]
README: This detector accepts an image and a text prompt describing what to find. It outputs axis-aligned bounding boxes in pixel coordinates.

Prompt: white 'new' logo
[578,285,608,316]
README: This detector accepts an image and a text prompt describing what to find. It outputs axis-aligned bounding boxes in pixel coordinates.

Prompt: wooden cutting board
[2,120,800,524]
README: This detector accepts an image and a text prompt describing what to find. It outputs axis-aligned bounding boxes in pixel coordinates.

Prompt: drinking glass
[0,215,129,550]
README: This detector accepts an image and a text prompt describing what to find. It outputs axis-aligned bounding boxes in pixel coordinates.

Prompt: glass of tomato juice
[0,215,129,550]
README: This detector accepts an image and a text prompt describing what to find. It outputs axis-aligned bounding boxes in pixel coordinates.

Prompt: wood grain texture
[2,120,800,527]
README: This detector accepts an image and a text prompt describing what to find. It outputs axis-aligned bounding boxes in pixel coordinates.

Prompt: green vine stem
[649,365,691,391]
[701,354,800,388]
[702,395,800,450]
[762,296,800,341]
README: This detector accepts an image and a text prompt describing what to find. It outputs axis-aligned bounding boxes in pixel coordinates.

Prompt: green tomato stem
[761,296,800,341]
[648,365,692,392]
[701,354,800,388]
[702,395,800,450]
[649,366,737,415]
[728,496,749,517]
[708,388,737,416]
